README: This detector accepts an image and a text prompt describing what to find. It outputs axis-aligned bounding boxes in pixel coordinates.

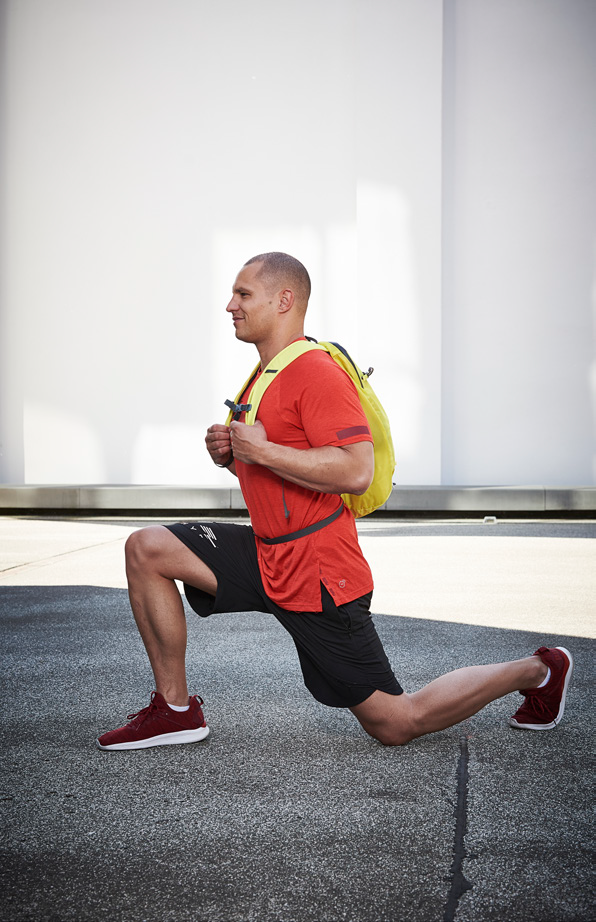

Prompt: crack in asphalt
[443,735,473,921]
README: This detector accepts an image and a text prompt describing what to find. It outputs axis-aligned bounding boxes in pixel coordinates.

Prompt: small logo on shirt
[338,579,346,589]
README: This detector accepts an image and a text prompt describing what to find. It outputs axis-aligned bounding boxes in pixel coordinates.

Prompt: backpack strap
[224,366,261,423]
[225,339,326,426]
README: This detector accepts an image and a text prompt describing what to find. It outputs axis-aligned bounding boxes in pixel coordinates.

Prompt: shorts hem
[314,683,403,709]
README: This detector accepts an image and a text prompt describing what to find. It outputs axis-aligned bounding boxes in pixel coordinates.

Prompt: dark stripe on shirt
[336,425,370,440]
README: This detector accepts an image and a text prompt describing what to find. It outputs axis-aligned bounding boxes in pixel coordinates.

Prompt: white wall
[442,0,596,485]
[0,0,594,488]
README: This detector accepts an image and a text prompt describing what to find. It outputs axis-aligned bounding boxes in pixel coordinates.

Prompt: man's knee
[364,720,414,747]
[352,691,418,747]
[125,525,169,575]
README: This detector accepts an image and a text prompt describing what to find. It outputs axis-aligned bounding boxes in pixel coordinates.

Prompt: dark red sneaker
[509,646,573,730]
[96,692,209,750]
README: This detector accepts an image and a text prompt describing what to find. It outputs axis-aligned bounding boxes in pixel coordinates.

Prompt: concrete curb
[1,484,595,515]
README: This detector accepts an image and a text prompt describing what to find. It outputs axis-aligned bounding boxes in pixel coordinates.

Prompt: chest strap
[257,501,344,545]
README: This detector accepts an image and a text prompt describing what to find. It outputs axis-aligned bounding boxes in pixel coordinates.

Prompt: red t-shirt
[234,346,374,611]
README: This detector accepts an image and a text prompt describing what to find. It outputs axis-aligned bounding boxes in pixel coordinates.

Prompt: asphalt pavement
[0,515,594,922]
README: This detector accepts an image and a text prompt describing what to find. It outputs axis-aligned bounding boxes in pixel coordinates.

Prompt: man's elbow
[337,443,374,495]
[346,463,374,495]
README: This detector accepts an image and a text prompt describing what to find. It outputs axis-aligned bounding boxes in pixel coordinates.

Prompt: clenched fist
[229,420,268,465]
[205,424,233,468]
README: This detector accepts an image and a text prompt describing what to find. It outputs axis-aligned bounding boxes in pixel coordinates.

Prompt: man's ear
[277,288,295,313]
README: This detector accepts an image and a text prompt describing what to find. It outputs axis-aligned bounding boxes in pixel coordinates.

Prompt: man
[97,252,573,751]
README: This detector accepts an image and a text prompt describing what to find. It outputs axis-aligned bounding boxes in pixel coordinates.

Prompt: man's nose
[226,298,235,312]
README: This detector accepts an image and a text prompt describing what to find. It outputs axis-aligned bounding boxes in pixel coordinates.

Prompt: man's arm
[229,420,374,495]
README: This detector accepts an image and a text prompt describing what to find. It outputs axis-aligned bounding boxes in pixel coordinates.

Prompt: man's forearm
[262,443,368,494]
[228,420,374,494]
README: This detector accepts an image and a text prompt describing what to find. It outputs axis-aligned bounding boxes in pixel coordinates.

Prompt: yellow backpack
[225,338,395,518]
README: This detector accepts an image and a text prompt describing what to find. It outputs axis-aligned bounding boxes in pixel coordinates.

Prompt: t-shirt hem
[268,581,374,613]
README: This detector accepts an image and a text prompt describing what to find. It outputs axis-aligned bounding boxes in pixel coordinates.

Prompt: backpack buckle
[224,398,252,418]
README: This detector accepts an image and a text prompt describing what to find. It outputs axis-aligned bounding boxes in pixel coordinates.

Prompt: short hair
[244,252,311,305]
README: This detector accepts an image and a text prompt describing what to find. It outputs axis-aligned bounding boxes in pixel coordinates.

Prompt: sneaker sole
[96,725,210,751]
[509,646,573,731]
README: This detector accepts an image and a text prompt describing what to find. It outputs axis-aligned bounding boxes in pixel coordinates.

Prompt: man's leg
[350,655,548,746]
[124,525,218,706]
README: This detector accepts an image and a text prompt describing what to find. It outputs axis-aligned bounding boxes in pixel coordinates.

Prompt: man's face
[226,262,278,344]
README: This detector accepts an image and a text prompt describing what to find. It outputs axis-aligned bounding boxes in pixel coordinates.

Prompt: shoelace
[126,691,160,724]
[520,690,555,717]
[126,692,204,723]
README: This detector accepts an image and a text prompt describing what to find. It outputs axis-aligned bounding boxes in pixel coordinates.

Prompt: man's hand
[205,424,234,468]
[229,420,268,465]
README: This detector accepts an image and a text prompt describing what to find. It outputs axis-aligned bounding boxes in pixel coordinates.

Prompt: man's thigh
[165,521,268,617]
[127,524,218,595]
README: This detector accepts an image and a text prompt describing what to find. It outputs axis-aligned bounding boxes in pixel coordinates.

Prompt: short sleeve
[293,352,373,448]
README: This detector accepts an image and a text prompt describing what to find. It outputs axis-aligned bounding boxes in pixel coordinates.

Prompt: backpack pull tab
[365,367,374,378]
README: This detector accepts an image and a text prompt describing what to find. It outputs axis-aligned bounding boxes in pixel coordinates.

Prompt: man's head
[243,252,311,312]
[227,252,311,354]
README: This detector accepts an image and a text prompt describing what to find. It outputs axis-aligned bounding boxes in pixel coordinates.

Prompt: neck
[257,329,305,369]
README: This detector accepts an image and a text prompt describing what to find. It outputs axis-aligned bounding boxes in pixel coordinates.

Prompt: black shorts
[166,521,402,709]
